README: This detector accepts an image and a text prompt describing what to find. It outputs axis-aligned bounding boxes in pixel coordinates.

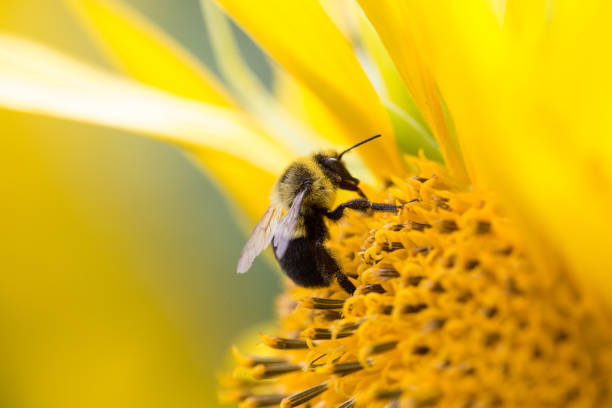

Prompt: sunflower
[2,0,612,407]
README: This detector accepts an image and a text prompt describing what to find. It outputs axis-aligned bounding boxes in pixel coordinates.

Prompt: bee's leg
[326,198,419,221]
[326,199,371,221]
[335,270,356,295]
[316,244,356,295]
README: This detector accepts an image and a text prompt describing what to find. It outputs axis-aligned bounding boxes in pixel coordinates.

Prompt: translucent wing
[237,204,282,273]
[273,187,308,259]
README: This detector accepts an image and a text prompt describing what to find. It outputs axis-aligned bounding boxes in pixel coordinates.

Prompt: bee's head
[315,134,382,198]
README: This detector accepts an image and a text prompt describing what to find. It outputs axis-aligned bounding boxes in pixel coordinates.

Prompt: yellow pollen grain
[222,155,612,408]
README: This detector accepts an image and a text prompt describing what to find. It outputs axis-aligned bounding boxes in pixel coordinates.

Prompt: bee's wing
[237,204,282,274]
[273,187,308,260]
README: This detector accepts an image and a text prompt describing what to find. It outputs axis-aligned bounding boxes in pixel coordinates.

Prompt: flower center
[222,156,612,408]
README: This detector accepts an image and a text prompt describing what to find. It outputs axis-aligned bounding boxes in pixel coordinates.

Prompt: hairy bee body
[271,153,343,289]
[237,135,406,295]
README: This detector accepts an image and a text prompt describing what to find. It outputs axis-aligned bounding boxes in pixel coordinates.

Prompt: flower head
[223,155,612,407]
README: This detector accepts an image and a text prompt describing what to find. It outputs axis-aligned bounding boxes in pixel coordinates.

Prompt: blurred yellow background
[0,1,279,407]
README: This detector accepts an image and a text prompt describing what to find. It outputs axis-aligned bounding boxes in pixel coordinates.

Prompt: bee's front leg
[326,198,418,221]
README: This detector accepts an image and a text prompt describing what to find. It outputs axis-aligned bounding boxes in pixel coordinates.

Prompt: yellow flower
[2,0,612,407]
[225,157,612,407]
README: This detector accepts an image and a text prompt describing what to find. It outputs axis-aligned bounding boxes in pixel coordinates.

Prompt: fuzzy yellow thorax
[272,154,338,239]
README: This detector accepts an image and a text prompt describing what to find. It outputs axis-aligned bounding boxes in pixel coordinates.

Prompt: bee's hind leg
[316,244,356,295]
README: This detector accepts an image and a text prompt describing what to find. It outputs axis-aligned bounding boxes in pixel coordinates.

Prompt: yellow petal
[489,0,507,24]
[190,151,277,226]
[357,0,470,185]
[273,67,350,149]
[0,34,290,175]
[318,0,440,161]
[271,67,376,186]
[201,0,330,155]
[199,0,269,107]
[215,0,405,180]
[503,0,550,50]
[204,0,381,188]
[203,1,380,187]
[351,5,441,161]
[65,0,292,224]
[64,0,234,106]
[400,1,612,308]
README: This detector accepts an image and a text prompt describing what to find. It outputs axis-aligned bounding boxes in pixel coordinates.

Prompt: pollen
[221,155,612,407]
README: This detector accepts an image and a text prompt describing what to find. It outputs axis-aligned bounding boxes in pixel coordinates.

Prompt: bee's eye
[325,157,338,165]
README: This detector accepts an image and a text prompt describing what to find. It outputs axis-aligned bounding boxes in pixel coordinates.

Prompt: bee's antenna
[338,134,382,160]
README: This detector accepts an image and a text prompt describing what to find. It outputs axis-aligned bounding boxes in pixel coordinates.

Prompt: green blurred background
[0,1,279,407]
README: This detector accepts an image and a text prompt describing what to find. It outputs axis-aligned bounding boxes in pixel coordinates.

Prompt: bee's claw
[356,187,368,200]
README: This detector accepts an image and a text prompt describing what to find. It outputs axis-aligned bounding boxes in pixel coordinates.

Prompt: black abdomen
[274,237,338,288]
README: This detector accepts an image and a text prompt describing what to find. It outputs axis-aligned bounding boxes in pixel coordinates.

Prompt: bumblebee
[237,135,409,295]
